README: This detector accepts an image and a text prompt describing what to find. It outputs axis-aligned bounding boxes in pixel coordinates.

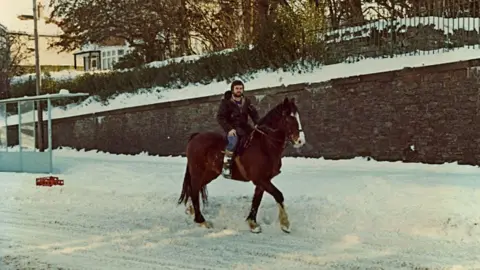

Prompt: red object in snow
[36,176,64,187]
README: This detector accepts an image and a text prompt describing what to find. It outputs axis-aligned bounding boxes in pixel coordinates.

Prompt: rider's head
[230,80,244,98]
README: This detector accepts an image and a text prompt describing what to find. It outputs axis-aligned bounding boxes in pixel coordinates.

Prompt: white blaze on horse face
[291,112,306,148]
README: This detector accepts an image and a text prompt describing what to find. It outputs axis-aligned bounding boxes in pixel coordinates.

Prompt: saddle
[222,127,281,179]
[228,130,255,158]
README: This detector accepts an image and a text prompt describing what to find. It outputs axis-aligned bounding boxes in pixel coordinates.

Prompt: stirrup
[223,149,234,157]
[222,168,232,178]
[222,154,233,178]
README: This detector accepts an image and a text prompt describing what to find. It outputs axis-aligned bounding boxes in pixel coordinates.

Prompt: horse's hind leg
[191,192,208,228]
[260,180,291,233]
[191,178,212,228]
[185,199,194,216]
[246,185,264,233]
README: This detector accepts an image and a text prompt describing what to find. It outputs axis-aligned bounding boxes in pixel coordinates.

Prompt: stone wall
[8,58,480,165]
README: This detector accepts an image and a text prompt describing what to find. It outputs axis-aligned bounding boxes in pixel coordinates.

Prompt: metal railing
[318,0,480,63]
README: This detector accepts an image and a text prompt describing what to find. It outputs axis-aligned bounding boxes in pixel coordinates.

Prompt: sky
[0,0,74,65]
[0,0,61,35]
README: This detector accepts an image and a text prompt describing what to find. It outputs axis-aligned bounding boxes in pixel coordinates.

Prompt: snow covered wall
[6,57,480,165]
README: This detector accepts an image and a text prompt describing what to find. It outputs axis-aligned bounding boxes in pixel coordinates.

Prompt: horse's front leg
[261,180,290,233]
[272,158,282,178]
[246,185,264,233]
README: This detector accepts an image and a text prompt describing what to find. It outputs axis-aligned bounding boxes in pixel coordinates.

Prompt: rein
[252,107,301,148]
[253,125,288,150]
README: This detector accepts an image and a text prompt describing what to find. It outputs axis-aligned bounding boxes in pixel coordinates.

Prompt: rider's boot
[222,149,234,178]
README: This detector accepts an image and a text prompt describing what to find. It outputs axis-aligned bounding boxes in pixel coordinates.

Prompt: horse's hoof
[198,221,213,229]
[247,219,262,233]
[281,224,291,233]
[250,225,262,233]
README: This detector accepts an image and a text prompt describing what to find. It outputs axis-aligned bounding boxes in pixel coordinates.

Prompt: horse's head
[278,97,306,149]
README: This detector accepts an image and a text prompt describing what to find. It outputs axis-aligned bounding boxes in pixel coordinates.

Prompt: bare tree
[325,0,365,29]
[49,0,190,62]
[186,0,243,51]
[0,33,33,99]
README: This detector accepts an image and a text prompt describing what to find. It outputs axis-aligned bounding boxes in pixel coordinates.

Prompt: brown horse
[177,97,306,233]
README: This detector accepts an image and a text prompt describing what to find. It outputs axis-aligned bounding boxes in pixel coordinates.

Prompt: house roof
[74,36,129,54]
[73,49,101,56]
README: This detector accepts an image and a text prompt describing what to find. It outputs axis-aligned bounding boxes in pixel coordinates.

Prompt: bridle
[254,125,284,143]
[253,115,299,148]
[252,126,288,151]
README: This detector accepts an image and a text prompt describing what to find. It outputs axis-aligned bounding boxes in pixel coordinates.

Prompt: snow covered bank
[3,46,480,127]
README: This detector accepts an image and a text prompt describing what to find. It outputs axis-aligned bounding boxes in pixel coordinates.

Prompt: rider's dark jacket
[216,90,260,137]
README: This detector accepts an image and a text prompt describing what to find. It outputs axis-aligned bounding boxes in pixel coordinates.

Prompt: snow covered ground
[3,46,480,127]
[1,148,480,269]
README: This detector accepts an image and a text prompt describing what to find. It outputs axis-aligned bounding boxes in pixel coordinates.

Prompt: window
[101,49,125,69]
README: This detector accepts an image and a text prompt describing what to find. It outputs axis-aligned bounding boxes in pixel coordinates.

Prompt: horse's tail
[178,132,208,206]
[177,163,192,205]
[177,161,209,206]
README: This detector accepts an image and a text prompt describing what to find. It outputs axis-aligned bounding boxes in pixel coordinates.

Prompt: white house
[73,32,213,71]
[73,37,131,71]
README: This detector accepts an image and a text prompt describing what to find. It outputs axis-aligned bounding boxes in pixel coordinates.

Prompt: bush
[113,50,145,70]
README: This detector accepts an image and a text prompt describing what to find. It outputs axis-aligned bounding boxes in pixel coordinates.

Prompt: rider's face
[232,85,243,97]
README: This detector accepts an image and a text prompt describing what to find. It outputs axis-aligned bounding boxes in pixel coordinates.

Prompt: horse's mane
[257,99,298,127]
[252,98,299,148]
[257,103,284,126]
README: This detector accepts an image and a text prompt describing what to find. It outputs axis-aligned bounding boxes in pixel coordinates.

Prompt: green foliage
[276,1,326,49]
[248,0,328,70]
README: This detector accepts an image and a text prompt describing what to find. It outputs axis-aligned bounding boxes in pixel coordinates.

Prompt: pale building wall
[20,35,74,66]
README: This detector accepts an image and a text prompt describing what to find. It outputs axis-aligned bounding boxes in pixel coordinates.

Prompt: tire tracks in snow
[2,176,480,269]
[0,193,340,269]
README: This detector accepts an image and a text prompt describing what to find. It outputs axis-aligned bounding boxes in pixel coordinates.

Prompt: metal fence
[319,0,480,63]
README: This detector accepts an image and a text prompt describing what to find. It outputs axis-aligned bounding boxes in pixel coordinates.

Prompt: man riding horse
[216,80,260,178]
